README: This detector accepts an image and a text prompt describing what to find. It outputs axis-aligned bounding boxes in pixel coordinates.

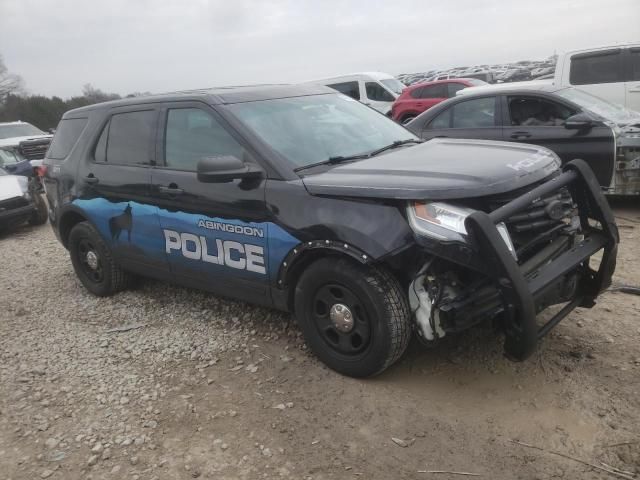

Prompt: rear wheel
[68,221,131,296]
[294,257,411,377]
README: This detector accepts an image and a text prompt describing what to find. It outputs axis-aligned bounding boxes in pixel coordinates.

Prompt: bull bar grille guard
[463,159,619,361]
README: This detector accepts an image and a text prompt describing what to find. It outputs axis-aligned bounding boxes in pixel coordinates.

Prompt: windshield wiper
[366,139,424,157]
[294,154,369,172]
[294,139,423,173]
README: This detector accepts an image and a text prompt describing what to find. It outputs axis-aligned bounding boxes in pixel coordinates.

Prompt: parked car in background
[305,72,405,115]
[0,164,48,231]
[406,82,640,195]
[391,78,487,124]
[553,43,640,112]
[0,121,53,166]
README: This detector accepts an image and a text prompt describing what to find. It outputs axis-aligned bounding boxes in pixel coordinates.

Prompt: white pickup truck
[553,43,640,112]
[0,121,53,170]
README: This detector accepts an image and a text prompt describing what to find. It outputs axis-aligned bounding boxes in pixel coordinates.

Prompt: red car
[391,78,487,124]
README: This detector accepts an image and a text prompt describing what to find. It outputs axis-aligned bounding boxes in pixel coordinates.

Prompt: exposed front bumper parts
[463,159,619,361]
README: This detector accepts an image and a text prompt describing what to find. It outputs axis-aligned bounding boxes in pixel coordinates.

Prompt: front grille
[18,138,51,160]
[500,189,575,234]
[0,196,29,212]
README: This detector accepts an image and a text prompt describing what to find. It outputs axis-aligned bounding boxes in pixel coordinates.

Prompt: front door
[501,95,615,188]
[75,106,169,278]
[149,102,272,305]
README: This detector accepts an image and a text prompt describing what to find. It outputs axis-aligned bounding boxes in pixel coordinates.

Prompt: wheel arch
[278,240,372,312]
[58,208,90,248]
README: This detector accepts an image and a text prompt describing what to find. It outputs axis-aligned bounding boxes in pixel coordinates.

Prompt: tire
[28,194,48,226]
[68,221,131,296]
[401,114,416,125]
[294,257,411,377]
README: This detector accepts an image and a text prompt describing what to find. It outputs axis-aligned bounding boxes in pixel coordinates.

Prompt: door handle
[85,174,99,184]
[158,185,184,195]
[510,131,531,139]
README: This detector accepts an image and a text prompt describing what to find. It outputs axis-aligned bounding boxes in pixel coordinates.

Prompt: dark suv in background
[43,85,617,377]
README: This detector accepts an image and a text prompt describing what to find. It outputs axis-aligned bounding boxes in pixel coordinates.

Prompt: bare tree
[0,55,24,102]
[82,83,120,103]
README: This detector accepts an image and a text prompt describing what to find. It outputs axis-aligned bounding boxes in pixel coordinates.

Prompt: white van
[305,72,405,115]
[554,43,640,112]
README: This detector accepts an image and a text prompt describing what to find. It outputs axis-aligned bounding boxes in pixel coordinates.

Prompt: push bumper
[463,159,619,361]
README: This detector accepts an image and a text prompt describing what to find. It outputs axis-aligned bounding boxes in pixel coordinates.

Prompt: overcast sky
[1,0,638,98]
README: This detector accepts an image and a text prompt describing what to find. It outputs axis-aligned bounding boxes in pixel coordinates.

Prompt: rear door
[413,83,448,113]
[625,47,640,112]
[75,106,169,277]
[149,101,272,305]
[501,94,615,188]
[420,96,503,141]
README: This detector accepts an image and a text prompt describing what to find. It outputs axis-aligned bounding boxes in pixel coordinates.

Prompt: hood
[0,174,28,202]
[301,138,561,200]
[0,134,53,148]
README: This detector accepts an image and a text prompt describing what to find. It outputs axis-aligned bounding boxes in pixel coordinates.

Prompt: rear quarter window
[569,49,624,85]
[327,81,361,100]
[47,118,88,160]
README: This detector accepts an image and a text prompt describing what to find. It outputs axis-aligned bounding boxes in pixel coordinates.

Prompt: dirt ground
[1,199,639,480]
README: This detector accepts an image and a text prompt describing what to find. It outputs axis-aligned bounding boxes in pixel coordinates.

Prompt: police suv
[43,85,618,377]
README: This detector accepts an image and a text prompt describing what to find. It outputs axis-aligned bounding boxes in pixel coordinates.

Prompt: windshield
[467,79,488,86]
[227,94,417,169]
[380,78,405,95]
[0,123,45,140]
[555,87,640,125]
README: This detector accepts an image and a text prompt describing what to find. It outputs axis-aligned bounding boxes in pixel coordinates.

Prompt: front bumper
[0,203,35,225]
[462,159,618,361]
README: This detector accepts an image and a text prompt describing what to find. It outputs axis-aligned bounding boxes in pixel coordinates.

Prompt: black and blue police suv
[43,84,618,377]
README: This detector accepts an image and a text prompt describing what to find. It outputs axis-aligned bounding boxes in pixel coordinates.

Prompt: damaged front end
[611,127,640,195]
[407,159,618,361]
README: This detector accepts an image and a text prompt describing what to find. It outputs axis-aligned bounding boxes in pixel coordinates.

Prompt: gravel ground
[1,200,639,480]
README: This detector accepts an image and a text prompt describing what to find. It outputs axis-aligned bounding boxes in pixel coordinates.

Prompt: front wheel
[294,257,411,377]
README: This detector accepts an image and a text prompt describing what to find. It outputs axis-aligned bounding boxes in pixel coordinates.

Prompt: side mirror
[196,155,263,183]
[565,113,593,130]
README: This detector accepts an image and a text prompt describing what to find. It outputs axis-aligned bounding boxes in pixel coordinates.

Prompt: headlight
[407,201,473,241]
[407,201,517,259]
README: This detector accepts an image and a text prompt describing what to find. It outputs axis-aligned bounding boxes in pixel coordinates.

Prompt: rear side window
[569,50,624,85]
[47,118,87,159]
[327,81,360,100]
[94,110,155,165]
[451,97,496,128]
[365,82,394,102]
[411,84,447,99]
